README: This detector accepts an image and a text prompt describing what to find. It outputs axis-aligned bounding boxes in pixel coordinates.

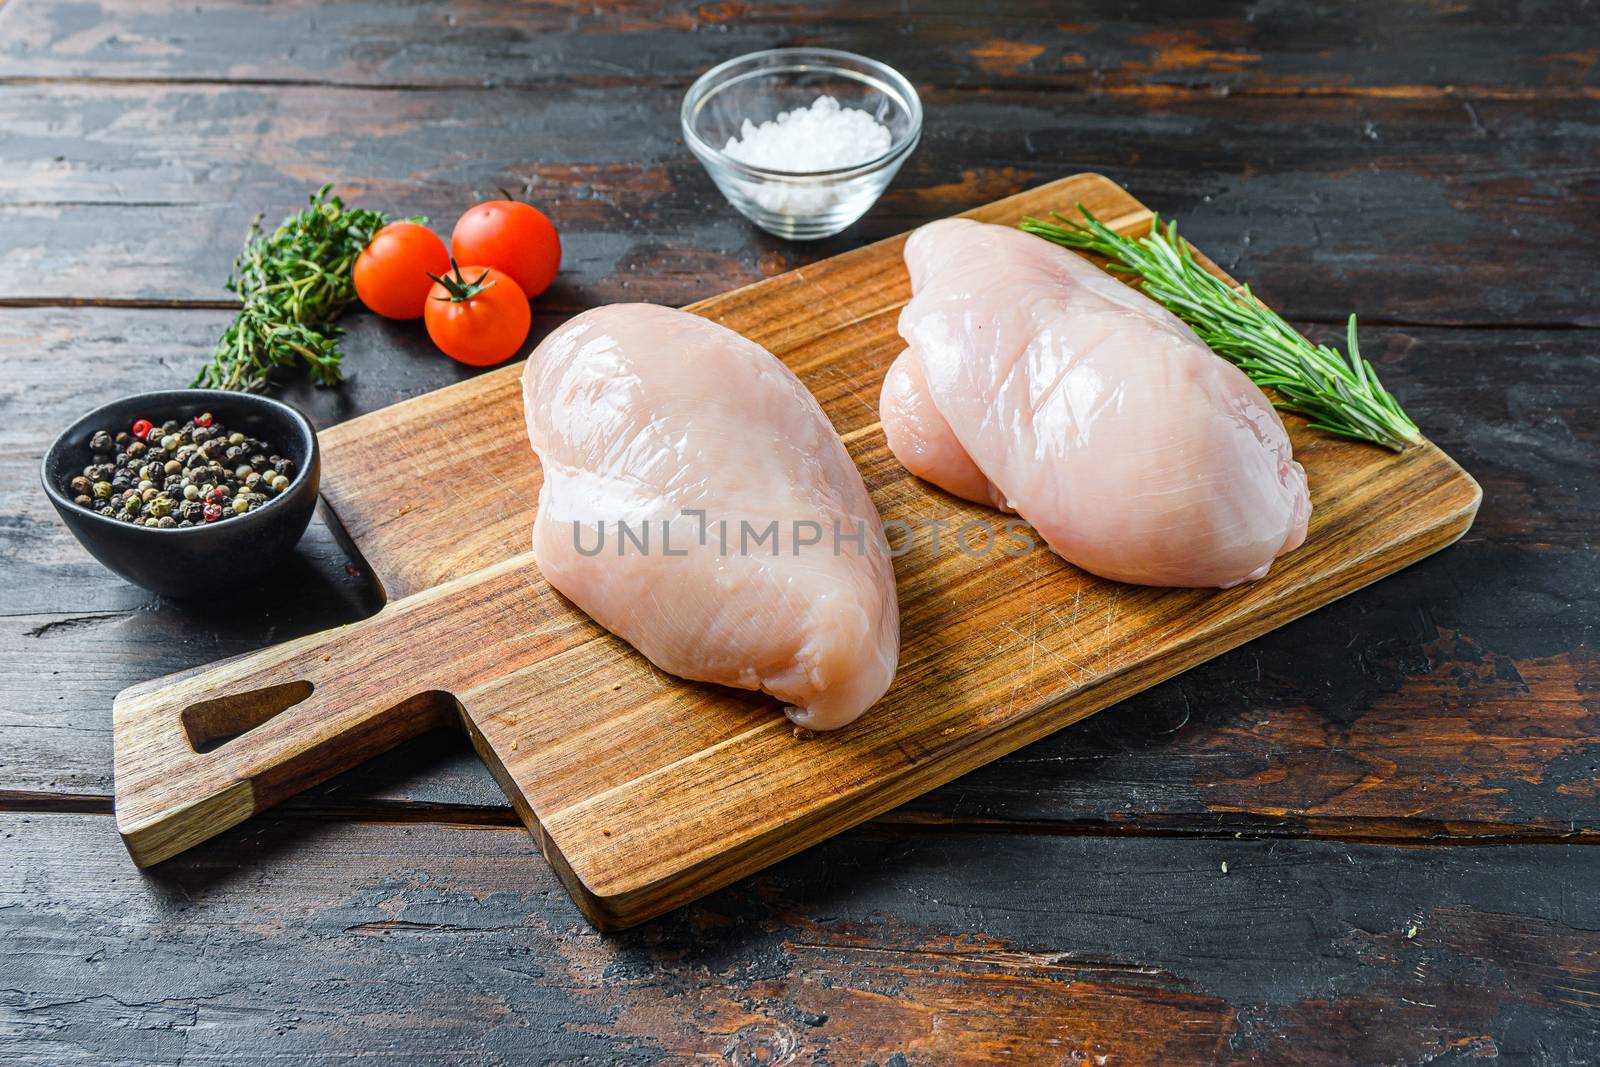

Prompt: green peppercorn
[147,497,172,518]
[232,498,250,514]
[92,481,112,499]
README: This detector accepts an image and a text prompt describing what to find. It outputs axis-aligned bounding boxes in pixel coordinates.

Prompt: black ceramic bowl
[41,389,321,598]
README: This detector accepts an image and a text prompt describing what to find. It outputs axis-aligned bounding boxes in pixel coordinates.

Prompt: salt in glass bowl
[681,48,922,241]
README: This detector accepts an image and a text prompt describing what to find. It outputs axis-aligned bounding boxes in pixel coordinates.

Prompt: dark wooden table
[3,2,1597,1062]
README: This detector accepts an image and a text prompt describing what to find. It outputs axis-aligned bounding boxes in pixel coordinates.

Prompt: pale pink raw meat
[523,304,899,731]
[881,218,1311,588]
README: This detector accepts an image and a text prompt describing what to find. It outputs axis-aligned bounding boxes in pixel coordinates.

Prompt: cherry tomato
[423,263,531,367]
[450,201,561,300]
[354,222,450,319]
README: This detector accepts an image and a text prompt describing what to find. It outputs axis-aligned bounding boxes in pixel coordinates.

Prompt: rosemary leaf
[1019,206,1421,451]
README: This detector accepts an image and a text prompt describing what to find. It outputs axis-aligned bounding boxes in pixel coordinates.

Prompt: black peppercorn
[65,411,291,527]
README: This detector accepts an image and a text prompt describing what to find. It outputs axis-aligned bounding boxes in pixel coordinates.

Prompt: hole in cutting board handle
[181,680,314,754]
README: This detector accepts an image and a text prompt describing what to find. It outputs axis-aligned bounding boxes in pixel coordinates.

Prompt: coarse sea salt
[722,94,892,173]
[721,95,892,217]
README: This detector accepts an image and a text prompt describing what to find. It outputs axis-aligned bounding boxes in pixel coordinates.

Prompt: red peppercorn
[209,486,227,500]
[131,419,153,440]
[195,412,214,428]
[202,503,223,523]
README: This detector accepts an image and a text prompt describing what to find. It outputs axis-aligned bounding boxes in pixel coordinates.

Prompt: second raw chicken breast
[881,219,1311,588]
[523,304,899,731]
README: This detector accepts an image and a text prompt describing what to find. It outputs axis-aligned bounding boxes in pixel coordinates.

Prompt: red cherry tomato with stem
[450,201,561,300]
[354,222,450,320]
[423,261,531,367]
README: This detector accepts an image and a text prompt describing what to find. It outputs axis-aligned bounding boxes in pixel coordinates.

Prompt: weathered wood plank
[4,307,1594,843]
[0,0,1594,94]
[0,84,1596,324]
[3,812,1597,1064]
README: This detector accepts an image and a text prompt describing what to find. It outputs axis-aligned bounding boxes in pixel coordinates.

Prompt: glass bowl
[681,48,922,241]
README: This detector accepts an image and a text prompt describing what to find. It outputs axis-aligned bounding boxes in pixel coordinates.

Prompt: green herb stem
[192,184,391,392]
[1019,206,1421,451]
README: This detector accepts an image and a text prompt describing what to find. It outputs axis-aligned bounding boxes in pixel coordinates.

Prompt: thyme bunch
[1020,206,1420,451]
[193,185,390,392]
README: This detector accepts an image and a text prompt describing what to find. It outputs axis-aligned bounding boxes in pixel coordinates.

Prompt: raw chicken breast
[523,304,899,731]
[882,218,1310,588]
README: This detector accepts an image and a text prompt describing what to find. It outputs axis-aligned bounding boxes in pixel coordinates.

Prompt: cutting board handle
[112,604,465,867]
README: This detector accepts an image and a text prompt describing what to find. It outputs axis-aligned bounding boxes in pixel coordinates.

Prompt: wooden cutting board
[113,173,1481,929]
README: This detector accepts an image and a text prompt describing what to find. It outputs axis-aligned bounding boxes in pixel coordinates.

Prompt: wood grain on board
[113,174,1479,928]
[0,312,1588,845]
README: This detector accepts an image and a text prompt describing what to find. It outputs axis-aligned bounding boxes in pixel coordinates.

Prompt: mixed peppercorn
[65,412,296,528]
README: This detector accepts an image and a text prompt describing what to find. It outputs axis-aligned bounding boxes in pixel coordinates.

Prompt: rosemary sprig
[1020,206,1420,451]
[193,184,390,392]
